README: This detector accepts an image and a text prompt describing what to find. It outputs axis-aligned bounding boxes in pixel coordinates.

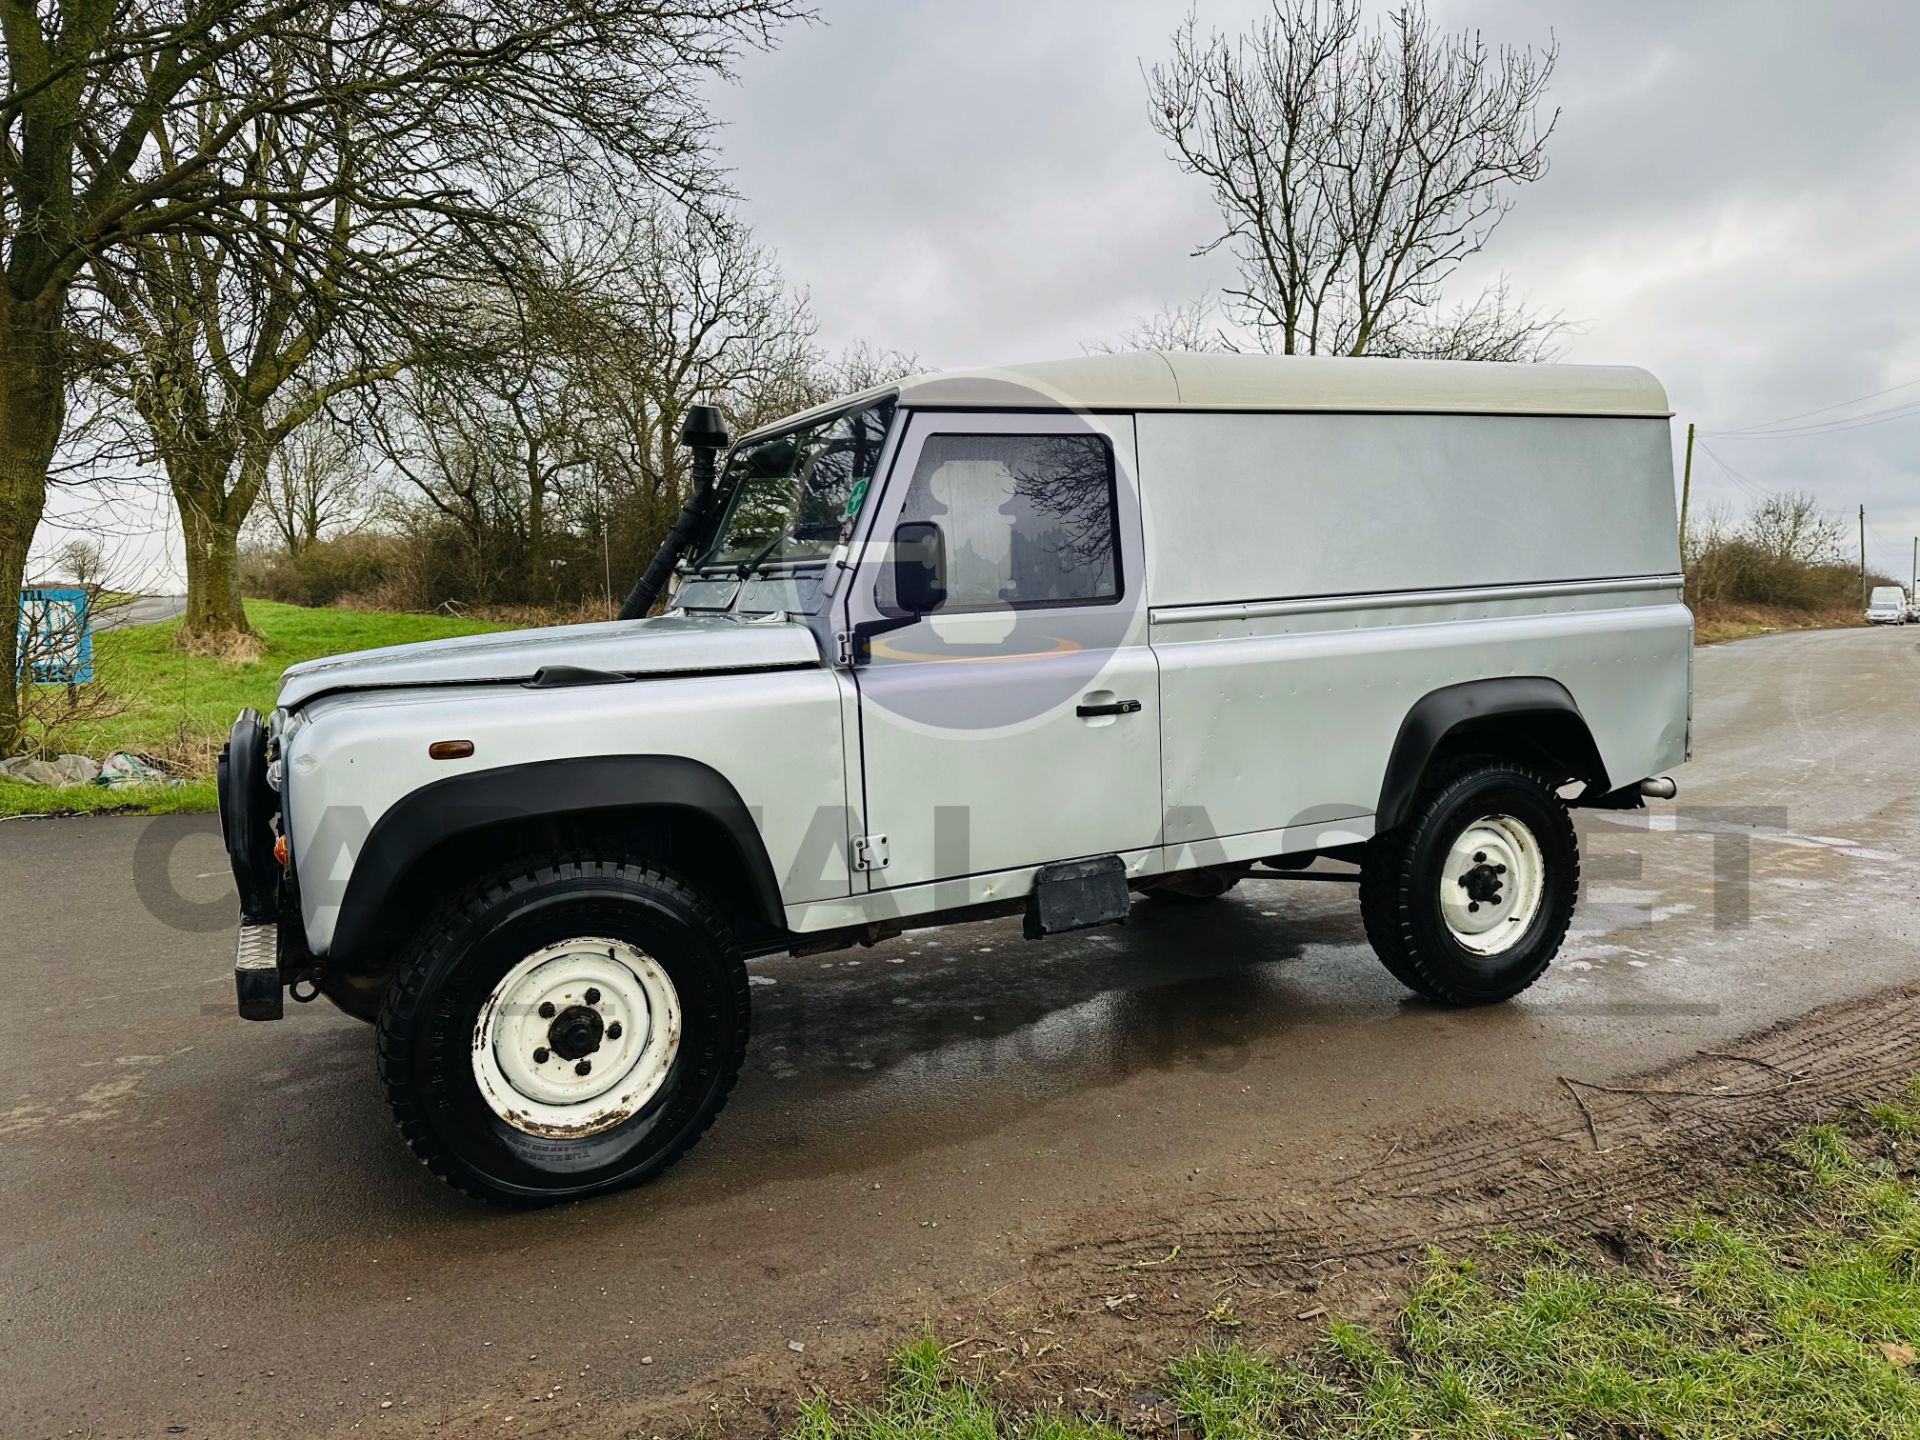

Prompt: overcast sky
[705,0,1920,578]
[45,0,1920,586]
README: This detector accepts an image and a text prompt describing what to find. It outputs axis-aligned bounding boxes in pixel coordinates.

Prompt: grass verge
[1692,601,1867,645]
[7,599,503,817]
[801,1080,1920,1440]
[0,776,219,819]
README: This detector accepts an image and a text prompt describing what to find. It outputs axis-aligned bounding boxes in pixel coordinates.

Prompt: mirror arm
[847,613,918,666]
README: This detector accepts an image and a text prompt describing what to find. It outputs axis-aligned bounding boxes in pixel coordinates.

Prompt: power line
[1696,443,1776,503]
[1713,373,1920,435]
[1698,446,1906,573]
[1864,518,1907,576]
[1709,396,1920,440]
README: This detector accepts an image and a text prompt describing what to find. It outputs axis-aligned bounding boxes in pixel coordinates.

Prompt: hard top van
[1867,585,1907,624]
[219,353,1691,1204]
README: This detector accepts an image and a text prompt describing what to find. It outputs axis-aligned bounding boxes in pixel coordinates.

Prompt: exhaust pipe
[1638,776,1677,800]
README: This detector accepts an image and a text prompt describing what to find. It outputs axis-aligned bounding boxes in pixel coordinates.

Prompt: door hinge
[853,833,889,872]
[835,630,854,666]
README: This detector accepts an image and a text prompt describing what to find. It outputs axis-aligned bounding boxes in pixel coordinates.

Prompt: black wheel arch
[1376,677,1607,832]
[326,755,786,979]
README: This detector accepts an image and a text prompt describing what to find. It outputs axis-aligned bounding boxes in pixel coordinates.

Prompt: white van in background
[1867,586,1908,625]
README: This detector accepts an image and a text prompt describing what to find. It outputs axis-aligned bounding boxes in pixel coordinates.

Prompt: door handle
[1076,699,1142,718]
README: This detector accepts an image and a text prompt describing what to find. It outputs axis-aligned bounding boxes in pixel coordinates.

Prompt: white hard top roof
[746,353,1669,442]
[901,352,1669,417]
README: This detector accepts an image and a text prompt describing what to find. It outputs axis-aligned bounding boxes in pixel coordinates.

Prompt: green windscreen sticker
[843,478,870,519]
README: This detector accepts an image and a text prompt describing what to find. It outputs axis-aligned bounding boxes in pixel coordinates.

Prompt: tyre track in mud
[1046,983,1920,1289]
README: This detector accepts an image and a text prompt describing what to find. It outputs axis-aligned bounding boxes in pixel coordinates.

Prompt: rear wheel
[1360,756,1578,1005]
[377,858,749,1206]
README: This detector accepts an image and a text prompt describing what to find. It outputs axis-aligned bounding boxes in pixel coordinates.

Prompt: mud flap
[1024,855,1130,940]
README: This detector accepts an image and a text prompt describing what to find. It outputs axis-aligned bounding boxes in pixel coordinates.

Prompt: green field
[800,1083,1920,1440]
[0,600,505,818]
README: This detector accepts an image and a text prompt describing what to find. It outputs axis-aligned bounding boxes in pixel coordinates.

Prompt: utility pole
[1859,505,1867,607]
[1912,536,1917,602]
[1677,422,1695,558]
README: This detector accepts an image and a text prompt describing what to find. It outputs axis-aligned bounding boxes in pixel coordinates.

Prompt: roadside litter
[96,751,179,788]
[0,753,99,786]
[0,750,181,789]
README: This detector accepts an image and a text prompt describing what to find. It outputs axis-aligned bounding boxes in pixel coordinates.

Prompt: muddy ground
[658,981,1920,1440]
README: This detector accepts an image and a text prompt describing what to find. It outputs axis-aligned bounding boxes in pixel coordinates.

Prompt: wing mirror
[848,520,948,665]
[891,520,948,615]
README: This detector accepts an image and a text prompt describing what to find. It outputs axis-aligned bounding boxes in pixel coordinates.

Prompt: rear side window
[891,433,1120,610]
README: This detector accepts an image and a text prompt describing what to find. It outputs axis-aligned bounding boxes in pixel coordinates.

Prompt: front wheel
[377,858,749,1206]
[1360,756,1579,1005]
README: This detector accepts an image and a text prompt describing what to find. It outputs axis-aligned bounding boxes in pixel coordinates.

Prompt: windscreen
[695,398,897,573]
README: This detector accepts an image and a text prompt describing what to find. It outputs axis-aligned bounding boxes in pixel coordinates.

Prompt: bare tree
[1147,0,1562,359]
[371,198,827,606]
[1366,277,1566,362]
[255,415,372,554]
[1087,298,1233,355]
[1744,491,1846,567]
[80,52,470,639]
[584,201,819,533]
[734,339,921,435]
[50,538,105,590]
[94,230,423,637]
[0,0,803,747]
[364,264,572,608]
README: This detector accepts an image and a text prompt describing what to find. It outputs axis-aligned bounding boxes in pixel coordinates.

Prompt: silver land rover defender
[218,353,1690,1205]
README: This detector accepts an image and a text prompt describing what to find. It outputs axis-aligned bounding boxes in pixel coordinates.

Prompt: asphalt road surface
[94,593,186,631]
[4,626,1917,1438]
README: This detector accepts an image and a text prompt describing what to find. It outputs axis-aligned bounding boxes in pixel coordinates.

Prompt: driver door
[842,410,1161,893]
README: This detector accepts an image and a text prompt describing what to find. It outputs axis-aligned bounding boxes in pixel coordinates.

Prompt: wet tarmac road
[3,626,1918,1437]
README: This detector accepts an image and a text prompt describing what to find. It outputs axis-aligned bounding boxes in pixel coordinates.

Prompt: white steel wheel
[471,937,681,1138]
[1438,814,1545,956]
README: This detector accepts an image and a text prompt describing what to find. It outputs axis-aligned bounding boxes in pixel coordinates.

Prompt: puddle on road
[744,896,1367,1094]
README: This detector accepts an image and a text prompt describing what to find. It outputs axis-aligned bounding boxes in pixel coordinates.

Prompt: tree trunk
[526,465,548,603]
[179,504,253,639]
[170,431,266,642]
[0,311,65,755]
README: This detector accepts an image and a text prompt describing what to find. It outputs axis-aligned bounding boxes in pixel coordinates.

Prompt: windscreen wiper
[733,528,789,581]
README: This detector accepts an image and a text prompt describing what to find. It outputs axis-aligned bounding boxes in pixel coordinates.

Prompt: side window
[882,433,1120,613]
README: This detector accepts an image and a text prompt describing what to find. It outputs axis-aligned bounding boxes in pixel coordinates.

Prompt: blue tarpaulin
[17,588,93,684]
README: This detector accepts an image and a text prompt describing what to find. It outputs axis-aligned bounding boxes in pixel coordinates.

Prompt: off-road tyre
[377,858,749,1206]
[1360,755,1579,1005]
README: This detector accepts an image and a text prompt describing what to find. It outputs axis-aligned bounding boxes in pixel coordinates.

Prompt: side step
[235,921,284,1021]
[1024,855,1130,940]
